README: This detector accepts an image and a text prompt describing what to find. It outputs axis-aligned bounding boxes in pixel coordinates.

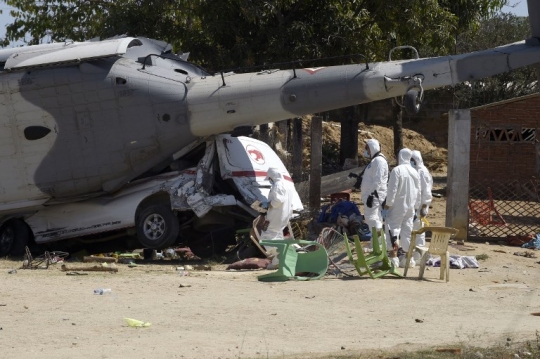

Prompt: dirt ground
[1,122,538,359]
[1,187,540,359]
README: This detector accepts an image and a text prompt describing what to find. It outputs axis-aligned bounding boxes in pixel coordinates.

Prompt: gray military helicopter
[0,32,540,256]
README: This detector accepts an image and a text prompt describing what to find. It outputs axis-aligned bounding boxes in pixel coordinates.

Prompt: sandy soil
[1,188,539,359]
[0,118,536,359]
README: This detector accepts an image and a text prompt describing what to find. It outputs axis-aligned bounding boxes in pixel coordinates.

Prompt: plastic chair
[257,239,328,282]
[343,227,401,279]
[404,226,459,282]
[251,216,328,282]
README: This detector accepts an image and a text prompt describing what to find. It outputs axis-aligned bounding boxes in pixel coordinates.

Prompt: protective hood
[411,150,425,166]
[366,139,381,158]
[265,167,283,182]
[397,148,412,165]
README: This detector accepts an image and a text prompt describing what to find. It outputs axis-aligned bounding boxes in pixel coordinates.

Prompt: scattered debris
[65,272,88,276]
[8,269,17,274]
[415,319,424,323]
[226,258,270,270]
[493,249,507,254]
[22,246,69,270]
[530,312,540,316]
[513,251,537,259]
[94,288,112,295]
[179,284,192,288]
[192,264,212,271]
[83,256,117,263]
[341,346,346,350]
[124,317,151,328]
[435,348,461,354]
[506,234,534,246]
[476,254,489,261]
[61,263,118,273]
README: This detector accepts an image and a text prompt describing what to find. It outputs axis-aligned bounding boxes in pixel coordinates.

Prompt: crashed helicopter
[1,35,540,256]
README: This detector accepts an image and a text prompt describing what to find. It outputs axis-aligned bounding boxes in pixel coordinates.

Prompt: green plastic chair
[343,227,401,279]
[257,239,329,282]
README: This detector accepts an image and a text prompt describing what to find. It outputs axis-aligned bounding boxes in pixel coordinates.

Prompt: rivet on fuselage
[289,94,297,102]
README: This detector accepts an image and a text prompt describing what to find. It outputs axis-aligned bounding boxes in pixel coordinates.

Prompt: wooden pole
[309,116,323,212]
[339,106,359,166]
[291,118,303,182]
[259,123,269,144]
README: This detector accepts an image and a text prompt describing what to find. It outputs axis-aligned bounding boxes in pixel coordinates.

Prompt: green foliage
[2,0,507,69]
[450,13,537,107]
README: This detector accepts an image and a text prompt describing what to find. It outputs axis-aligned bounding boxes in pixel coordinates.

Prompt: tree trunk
[339,106,359,166]
[259,123,269,144]
[309,116,323,212]
[291,118,303,181]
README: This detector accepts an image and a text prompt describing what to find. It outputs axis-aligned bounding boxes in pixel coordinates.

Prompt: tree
[426,12,535,109]
[1,0,194,47]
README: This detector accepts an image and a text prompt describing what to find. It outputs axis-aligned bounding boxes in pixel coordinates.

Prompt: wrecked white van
[21,134,303,257]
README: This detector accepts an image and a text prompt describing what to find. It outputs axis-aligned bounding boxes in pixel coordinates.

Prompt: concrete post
[528,0,540,39]
[446,110,471,241]
[527,0,540,88]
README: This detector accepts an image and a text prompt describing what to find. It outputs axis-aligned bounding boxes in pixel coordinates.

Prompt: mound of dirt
[298,116,447,174]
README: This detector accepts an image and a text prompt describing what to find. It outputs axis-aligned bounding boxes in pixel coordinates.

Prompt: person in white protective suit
[360,139,389,243]
[411,150,433,250]
[260,167,294,268]
[384,148,421,261]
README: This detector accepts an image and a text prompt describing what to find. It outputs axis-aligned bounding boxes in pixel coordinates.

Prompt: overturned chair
[404,226,459,282]
[251,216,328,282]
[343,228,401,279]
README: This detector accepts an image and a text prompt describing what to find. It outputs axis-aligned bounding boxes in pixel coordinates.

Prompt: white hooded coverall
[260,167,294,241]
[385,148,421,252]
[360,139,388,234]
[411,150,433,247]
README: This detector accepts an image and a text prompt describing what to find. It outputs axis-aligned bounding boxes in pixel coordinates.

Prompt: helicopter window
[24,126,51,141]
[174,69,188,75]
[115,77,127,85]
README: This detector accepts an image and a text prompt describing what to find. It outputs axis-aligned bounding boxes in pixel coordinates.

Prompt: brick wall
[470,94,540,183]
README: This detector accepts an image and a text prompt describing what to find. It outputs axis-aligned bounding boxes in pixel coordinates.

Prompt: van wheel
[136,205,179,249]
[0,219,30,257]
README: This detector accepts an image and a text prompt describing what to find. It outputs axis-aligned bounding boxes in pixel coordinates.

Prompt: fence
[468,177,540,239]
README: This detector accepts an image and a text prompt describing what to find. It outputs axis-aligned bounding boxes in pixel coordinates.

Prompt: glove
[366,194,374,208]
[353,176,362,190]
[420,207,428,217]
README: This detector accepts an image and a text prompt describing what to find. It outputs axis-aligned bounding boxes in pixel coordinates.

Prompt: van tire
[0,219,30,257]
[136,205,180,249]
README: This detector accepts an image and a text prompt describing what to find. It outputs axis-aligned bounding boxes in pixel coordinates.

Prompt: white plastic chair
[404,226,458,282]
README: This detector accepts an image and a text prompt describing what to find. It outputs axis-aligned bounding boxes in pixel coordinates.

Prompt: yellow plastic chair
[404,226,459,282]
[343,227,401,279]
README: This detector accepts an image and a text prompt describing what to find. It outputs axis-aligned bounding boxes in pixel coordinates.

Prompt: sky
[0,1,532,47]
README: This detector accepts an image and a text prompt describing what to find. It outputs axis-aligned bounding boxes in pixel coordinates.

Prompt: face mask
[363,150,370,159]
